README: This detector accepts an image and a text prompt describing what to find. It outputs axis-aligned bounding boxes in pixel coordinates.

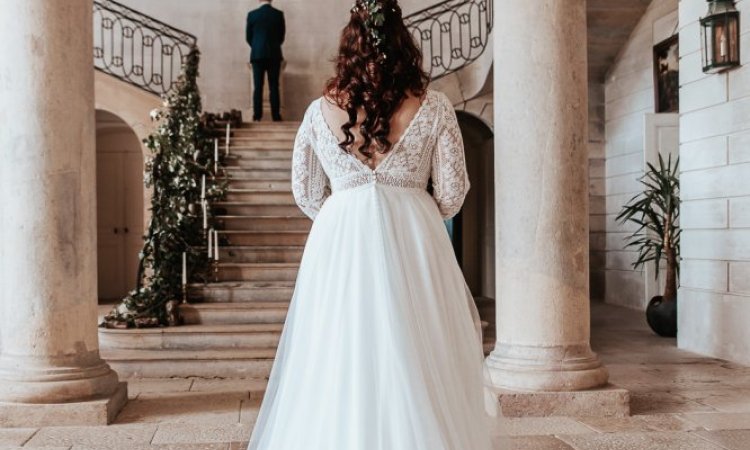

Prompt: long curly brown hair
[324,0,430,159]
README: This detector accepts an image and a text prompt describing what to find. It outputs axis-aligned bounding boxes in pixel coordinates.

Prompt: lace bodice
[291,89,469,220]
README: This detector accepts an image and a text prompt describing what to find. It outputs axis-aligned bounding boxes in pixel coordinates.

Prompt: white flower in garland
[150,108,162,121]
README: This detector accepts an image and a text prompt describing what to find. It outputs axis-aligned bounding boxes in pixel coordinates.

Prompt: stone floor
[3,303,750,449]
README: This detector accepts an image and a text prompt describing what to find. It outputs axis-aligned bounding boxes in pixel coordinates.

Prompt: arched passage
[454,110,495,349]
[95,110,145,302]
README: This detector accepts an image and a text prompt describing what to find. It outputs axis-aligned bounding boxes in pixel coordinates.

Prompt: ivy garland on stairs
[102,48,228,329]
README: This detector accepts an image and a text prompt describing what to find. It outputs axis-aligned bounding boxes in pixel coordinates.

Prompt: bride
[248,1,492,448]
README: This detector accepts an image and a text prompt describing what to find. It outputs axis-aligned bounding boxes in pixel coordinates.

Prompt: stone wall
[677,0,750,365]
[601,0,678,310]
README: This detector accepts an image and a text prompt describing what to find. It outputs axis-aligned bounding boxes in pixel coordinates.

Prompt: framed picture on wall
[653,35,680,113]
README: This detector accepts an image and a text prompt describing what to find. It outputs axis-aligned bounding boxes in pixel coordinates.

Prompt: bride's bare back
[319,92,427,170]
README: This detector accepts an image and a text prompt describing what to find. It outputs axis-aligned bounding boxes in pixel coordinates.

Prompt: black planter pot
[646,296,677,337]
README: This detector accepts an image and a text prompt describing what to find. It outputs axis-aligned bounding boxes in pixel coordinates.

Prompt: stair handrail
[93,0,198,96]
[404,0,493,81]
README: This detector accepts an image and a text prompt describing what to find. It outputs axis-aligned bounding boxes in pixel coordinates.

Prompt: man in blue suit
[246,0,286,121]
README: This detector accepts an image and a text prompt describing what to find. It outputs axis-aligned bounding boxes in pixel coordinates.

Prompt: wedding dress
[248,88,493,450]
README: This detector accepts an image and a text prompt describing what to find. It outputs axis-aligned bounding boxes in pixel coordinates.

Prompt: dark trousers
[251,58,282,121]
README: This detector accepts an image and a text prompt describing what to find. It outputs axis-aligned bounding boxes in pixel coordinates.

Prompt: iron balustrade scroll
[93,0,198,96]
[404,0,493,81]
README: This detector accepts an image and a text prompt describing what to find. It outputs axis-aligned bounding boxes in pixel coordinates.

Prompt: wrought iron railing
[93,0,198,96]
[405,0,493,81]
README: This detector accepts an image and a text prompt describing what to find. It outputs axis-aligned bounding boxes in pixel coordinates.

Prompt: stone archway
[95,110,145,303]
[455,110,495,350]
[95,71,161,226]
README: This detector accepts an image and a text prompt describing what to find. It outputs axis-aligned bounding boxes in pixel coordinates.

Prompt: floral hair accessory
[351,0,391,61]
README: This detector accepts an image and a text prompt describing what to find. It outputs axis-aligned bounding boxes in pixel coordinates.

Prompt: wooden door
[122,151,144,296]
[96,121,144,302]
[97,152,126,301]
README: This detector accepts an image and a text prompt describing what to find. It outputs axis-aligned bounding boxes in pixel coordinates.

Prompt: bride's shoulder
[426,88,451,107]
[301,96,324,121]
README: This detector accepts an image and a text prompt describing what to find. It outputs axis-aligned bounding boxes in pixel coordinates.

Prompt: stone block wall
[677,0,750,365]
[602,0,679,310]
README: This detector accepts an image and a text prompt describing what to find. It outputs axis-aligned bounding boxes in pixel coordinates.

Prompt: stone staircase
[100,121,306,378]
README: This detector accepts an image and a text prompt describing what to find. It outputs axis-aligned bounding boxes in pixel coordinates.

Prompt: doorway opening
[95,110,145,303]
[453,111,495,351]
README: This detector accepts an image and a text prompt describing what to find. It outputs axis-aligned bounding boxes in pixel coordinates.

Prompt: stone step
[220,230,308,246]
[235,122,300,129]
[217,262,299,282]
[224,133,295,140]
[189,281,295,303]
[99,323,283,350]
[227,132,296,141]
[236,122,300,130]
[234,121,301,130]
[180,302,289,325]
[223,136,294,145]
[223,168,291,180]
[212,202,303,217]
[226,148,292,159]
[223,189,295,204]
[101,348,275,378]
[217,216,310,232]
[224,156,291,170]
[220,245,305,263]
[227,178,292,191]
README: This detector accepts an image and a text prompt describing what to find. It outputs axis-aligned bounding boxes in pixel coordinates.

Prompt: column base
[485,384,630,418]
[0,382,127,427]
[486,343,610,392]
[0,354,122,404]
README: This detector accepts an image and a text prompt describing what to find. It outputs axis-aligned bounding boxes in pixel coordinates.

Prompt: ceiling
[587,0,654,81]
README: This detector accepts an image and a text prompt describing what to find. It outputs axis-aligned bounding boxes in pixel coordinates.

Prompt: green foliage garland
[103,48,226,328]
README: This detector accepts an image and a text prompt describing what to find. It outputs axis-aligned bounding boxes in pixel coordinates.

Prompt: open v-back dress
[248,89,492,450]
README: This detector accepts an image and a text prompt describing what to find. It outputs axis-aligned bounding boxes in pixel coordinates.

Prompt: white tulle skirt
[248,184,492,450]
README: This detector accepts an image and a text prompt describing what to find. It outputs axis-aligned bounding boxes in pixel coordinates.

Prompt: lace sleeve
[292,105,330,220]
[430,92,470,219]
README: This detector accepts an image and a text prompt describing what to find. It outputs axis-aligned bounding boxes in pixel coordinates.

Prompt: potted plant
[616,154,680,337]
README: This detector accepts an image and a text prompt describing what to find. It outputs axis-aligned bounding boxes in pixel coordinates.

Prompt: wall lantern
[700,0,741,73]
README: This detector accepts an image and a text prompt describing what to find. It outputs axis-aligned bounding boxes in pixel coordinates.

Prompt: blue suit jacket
[246,4,286,62]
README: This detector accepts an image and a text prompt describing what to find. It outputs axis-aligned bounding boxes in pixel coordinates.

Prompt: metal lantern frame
[700,0,741,73]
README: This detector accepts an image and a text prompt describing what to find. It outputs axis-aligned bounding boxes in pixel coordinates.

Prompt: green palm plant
[616,154,680,302]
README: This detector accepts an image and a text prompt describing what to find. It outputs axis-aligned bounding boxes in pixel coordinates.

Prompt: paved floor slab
[576,413,702,433]
[559,431,727,450]
[0,428,36,446]
[151,423,252,445]
[73,444,229,450]
[115,392,243,425]
[24,424,157,448]
[493,435,575,449]
[492,417,595,437]
[189,378,266,399]
[696,429,750,450]
[680,412,750,431]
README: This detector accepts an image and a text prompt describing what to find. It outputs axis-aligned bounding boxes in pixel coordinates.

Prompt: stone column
[0,0,126,426]
[486,1,626,415]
